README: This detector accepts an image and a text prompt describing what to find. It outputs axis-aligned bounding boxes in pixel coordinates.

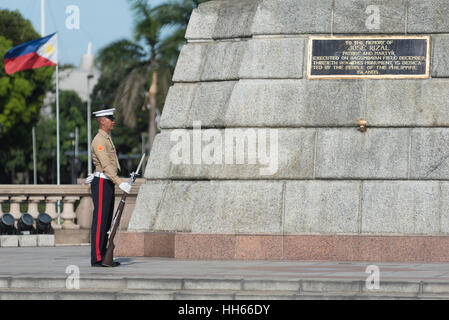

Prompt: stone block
[171,182,224,233]
[0,278,9,288]
[117,292,174,300]
[80,278,126,290]
[235,235,283,259]
[188,81,237,127]
[333,0,407,34]
[213,0,259,39]
[143,232,175,257]
[195,181,283,233]
[0,235,18,247]
[422,282,449,294]
[439,182,449,234]
[183,279,241,291]
[201,41,246,81]
[239,38,304,79]
[361,181,440,234]
[225,79,364,127]
[152,181,196,232]
[174,233,236,259]
[172,43,208,82]
[407,0,449,33]
[235,293,297,300]
[367,79,449,126]
[185,1,221,40]
[36,234,55,247]
[145,128,316,180]
[315,128,409,179]
[144,133,172,179]
[431,35,449,77]
[284,181,361,234]
[59,292,116,300]
[0,292,58,300]
[126,278,182,290]
[160,83,198,129]
[301,280,360,293]
[409,128,449,179]
[162,79,365,128]
[251,0,332,35]
[160,81,237,129]
[243,280,300,291]
[172,38,306,83]
[153,181,284,234]
[267,129,315,179]
[127,182,169,232]
[174,292,235,300]
[361,281,420,294]
[115,232,145,257]
[18,235,37,247]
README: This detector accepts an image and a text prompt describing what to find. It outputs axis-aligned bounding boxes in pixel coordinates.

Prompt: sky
[0,0,166,66]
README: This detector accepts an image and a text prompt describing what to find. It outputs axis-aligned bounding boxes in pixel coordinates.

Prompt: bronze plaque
[307,36,430,79]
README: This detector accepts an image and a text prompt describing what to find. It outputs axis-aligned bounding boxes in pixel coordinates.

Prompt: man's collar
[98,129,110,138]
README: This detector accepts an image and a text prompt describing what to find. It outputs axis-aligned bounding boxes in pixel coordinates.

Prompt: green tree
[150,0,208,66]
[35,90,88,184]
[92,0,205,161]
[128,0,208,153]
[0,10,54,183]
[92,39,147,126]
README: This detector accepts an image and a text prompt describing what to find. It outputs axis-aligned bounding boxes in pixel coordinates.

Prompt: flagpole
[34,0,44,186]
[32,127,37,184]
[41,0,45,36]
[56,63,60,187]
[56,64,61,226]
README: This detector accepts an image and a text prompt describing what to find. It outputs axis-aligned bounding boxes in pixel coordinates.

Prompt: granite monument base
[116,232,449,262]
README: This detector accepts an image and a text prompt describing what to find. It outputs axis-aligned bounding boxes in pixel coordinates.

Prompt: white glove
[119,182,131,194]
[85,173,94,184]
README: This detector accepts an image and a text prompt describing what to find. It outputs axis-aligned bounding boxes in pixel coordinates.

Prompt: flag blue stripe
[4,33,56,59]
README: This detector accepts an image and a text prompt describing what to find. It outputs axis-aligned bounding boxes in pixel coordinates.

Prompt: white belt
[94,172,110,180]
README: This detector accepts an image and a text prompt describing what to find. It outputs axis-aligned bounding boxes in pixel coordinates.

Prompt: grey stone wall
[128,180,449,235]
[185,0,449,38]
[130,0,449,237]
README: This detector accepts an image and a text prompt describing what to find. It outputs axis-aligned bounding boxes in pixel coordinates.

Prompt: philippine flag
[4,33,58,75]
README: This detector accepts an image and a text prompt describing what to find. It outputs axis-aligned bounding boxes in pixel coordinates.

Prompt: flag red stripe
[96,178,104,262]
[4,52,56,75]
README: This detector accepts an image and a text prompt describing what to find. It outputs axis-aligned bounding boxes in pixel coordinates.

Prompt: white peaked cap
[93,108,115,118]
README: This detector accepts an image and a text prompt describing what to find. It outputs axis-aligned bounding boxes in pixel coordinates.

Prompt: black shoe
[101,261,121,267]
[91,262,106,267]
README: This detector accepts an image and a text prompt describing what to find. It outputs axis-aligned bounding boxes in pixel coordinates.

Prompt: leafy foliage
[35,90,89,184]
[0,1,206,183]
[0,10,54,183]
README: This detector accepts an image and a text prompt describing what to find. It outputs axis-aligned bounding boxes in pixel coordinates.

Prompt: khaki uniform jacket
[91,129,122,186]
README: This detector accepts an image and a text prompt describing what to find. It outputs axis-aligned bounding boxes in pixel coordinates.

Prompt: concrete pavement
[2,246,449,299]
[2,246,449,281]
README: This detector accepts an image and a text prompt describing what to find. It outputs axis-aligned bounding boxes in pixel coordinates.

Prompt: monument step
[2,276,449,300]
[1,288,449,300]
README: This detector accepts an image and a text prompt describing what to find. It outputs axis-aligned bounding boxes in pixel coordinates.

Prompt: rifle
[102,153,146,267]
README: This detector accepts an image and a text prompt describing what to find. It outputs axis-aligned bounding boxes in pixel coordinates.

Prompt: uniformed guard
[86,107,131,267]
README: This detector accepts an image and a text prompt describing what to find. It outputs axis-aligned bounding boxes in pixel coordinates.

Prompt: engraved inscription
[308,36,430,79]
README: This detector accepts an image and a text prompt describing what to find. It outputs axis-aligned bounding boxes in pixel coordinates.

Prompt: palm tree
[150,0,209,66]
[94,39,147,128]
[94,0,207,155]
